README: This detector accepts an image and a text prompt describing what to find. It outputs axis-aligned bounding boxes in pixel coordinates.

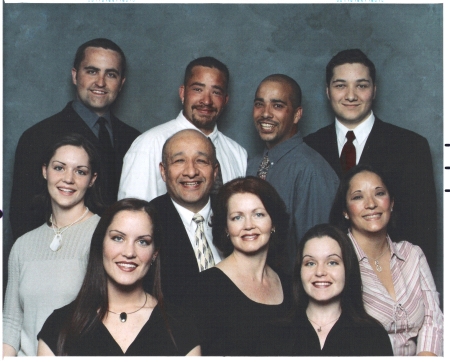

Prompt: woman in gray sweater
[3,134,103,356]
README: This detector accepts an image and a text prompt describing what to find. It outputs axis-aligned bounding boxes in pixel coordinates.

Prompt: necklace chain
[367,238,390,272]
[108,293,148,323]
[49,207,89,251]
[307,313,341,333]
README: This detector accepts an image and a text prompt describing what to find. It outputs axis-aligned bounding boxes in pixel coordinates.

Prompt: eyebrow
[189,81,225,93]
[332,78,371,84]
[302,253,343,260]
[51,160,90,169]
[83,65,120,75]
[254,97,288,105]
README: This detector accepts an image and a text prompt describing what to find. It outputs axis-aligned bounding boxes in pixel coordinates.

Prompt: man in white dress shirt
[148,129,223,303]
[118,56,247,201]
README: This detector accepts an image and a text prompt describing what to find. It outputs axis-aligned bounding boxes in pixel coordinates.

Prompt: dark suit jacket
[148,193,201,305]
[304,117,438,268]
[10,101,141,240]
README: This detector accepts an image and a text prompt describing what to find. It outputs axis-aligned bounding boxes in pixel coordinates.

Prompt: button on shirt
[336,111,375,164]
[171,199,223,268]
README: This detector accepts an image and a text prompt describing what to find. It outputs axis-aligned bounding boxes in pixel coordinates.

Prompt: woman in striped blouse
[330,164,443,356]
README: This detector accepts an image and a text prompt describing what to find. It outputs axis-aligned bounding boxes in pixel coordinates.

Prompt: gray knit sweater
[2,214,100,356]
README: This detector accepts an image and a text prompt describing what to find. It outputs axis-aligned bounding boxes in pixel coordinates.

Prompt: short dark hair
[292,223,379,326]
[329,164,397,236]
[38,133,104,224]
[259,74,302,108]
[56,198,166,355]
[326,49,376,86]
[212,176,289,268]
[184,56,229,92]
[73,38,126,77]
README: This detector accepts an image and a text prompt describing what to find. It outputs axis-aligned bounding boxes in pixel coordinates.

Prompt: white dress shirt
[171,198,223,268]
[335,111,375,164]
[118,111,247,201]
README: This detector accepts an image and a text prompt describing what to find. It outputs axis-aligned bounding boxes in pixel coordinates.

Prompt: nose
[122,241,136,259]
[365,195,377,209]
[63,170,74,184]
[201,91,212,105]
[95,73,106,88]
[345,86,358,102]
[182,160,199,178]
[262,104,273,119]
[243,216,255,230]
[315,263,327,277]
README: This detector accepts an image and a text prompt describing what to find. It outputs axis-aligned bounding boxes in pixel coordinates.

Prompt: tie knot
[97,117,107,126]
[346,131,356,142]
[193,214,204,224]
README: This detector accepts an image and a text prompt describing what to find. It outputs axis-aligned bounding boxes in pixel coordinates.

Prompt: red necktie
[340,131,356,172]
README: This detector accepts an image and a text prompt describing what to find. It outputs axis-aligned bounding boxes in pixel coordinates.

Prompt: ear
[224,93,229,106]
[293,106,303,125]
[390,198,394,212]
[89,172,98,187]
[159,162,167,182]
[373,84,377,100]
[152,251,159,261]
[179,85,185,104]
[118,77,126,92]
[212,162,219,182]
[71,68,78,85]
[42,164,48,180]
[326,86,330,100]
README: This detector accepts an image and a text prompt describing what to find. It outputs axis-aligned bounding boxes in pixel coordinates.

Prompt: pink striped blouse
[348,232,443,356]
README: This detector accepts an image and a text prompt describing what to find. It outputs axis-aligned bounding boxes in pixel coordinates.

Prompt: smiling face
[327,62,376,129]
[179,66,229,135]
[226,192,273,256]
[103,210,157,289]
[345,171,393,238]
[253,80,302,149]
[42,145,97,212]
[71,46,125,116]
[301,236,345,304]
[160,130,218,213]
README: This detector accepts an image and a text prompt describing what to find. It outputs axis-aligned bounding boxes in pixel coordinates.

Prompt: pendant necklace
[50,207,89,251]
[369,238,390,272]
[307,314,341,333]
[108,293,148,323]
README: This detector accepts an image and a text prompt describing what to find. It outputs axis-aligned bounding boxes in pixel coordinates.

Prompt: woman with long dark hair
[37,198,200,356]
[264,223,392,356]
[3,134,102,357]
[183,176,291,356]
[329,164,443,356]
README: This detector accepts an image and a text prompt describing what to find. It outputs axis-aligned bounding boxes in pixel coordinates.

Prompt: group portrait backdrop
[2,2,443,298]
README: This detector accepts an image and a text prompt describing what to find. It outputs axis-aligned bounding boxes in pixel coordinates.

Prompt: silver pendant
[375,260,382,272]
[120,312,127,323]
[50,234,62,252]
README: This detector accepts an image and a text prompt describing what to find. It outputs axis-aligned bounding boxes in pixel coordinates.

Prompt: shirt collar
[175,111,219,143]
[171,197,212,227]
[265,131,303,163]
[348,230,404,262]
[335,111,375,145]
[72,98,112,128]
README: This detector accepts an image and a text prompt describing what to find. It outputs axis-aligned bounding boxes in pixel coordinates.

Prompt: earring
[226,232,230,238]
[391,208,393,212]
[271,228,275,234]
[344,214,349,220]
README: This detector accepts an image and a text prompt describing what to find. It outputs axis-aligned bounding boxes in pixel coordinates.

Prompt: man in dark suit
[304,49,437,268]
[149,129,222,304]
[10,38,140,240]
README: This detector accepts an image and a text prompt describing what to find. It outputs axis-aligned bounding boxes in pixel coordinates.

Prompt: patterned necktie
[192,214,215,271]
[257,154,270,180]
[208,138,223,195]
[340,131,356,173]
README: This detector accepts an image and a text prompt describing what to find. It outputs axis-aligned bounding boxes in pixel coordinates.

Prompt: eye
[76,169,87,176]
[273,103,284,109]
[376,191,386,196]
[212,90,223,96]
[357,84,368,89]
[231,215,242,221]
[328,260,339,266]
[86,69,97,75]
[112,235,123,242]
[254,101,264,108]
[107,72,118,78]
[53,165,63,171]
[254,212,265,218]
[351,195,362,201]
[304,261,316,267]
[334,84,345,89]
[137,238,151,246]
[196,158,209,165]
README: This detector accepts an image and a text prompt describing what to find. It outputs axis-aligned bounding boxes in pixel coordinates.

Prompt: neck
[228,247,269,283]
[51,202,88,228]
[306,298,341,324]
[350,228,388,257]
[107,281,147,311]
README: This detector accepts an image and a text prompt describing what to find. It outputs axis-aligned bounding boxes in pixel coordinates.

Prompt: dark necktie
[340,131,356,173]
[257,154,270,180]
[97,117,116,204]
[208,138,223,195]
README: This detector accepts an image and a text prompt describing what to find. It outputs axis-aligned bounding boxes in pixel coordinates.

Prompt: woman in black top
[37,198,200,356]
[184,176,291,356]
[265,224,393,356]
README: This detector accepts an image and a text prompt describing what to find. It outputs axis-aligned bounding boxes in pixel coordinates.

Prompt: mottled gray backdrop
[2,3,443,296]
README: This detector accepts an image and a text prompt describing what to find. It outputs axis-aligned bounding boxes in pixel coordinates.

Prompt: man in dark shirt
[304,49,437,268]
[10,38,140,240]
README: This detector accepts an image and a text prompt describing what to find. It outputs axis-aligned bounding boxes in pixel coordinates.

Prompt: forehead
[303,236,342,256]
[109,209,152,229]
[227,192,264,210]
[166,133,213,157]
[52,145,89,161]
[81,47,122,68]
[187,66,227,86]
[348,171,385,190]
[331,62,372,82]
[256,81,293,101]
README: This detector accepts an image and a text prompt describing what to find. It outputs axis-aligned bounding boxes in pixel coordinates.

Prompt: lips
[180,181,202,188]
[241,233,259,241]
[57,187,76,195]
[194,106,216,114]
[116,262,137,272]
[312,281,332,287]
[363,213,382,220]
[90,89,108,95]
[257,120,276,132]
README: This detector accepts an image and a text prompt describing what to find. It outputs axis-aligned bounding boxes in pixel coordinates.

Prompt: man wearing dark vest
[304,49,437,268]
[10,38,140,240]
